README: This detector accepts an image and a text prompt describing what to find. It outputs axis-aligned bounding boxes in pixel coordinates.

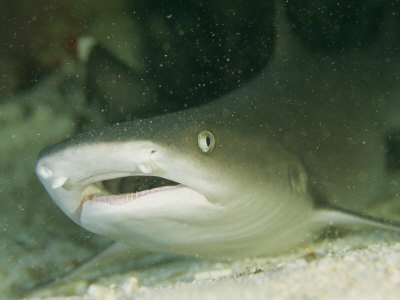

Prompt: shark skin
[35,10,400,259]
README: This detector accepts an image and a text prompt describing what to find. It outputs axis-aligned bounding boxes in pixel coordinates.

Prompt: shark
[35,8,400,262]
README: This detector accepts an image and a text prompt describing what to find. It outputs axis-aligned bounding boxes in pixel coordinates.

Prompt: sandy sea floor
[24,230,400,300]
[1,66,400,300]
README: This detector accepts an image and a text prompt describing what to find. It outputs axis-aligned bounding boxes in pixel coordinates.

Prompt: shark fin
[78,37,161,123]
[314,207,400,232]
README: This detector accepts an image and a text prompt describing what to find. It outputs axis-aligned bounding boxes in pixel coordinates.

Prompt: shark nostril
[52,177,69,189]
[138,164,152,174]
[36,165,54,179]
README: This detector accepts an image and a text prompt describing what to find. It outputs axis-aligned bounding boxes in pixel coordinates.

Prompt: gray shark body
[36,11,400,259]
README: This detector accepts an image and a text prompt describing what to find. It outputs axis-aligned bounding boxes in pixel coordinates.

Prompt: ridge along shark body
[36,9,400,259]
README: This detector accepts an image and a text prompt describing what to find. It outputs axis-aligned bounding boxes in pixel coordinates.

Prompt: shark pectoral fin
[28,242,162,295]
[313,208,400,232]
[57,242,180,283]
[60,242,143,283]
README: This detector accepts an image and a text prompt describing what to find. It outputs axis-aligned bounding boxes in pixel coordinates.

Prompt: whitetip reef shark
[36,8,400,265]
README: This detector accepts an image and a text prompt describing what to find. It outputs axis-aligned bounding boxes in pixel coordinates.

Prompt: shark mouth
[80,176,180,206]
[35,142,218,227]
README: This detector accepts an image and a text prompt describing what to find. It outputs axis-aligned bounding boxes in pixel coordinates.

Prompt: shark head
[35,105,316,258]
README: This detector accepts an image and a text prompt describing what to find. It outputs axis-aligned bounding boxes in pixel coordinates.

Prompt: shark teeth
[80,182,109,206]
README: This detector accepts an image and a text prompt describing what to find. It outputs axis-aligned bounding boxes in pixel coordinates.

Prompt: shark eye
[198,130,216,153]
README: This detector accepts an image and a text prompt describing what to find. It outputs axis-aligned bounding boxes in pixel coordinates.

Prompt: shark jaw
[35,140,221,241]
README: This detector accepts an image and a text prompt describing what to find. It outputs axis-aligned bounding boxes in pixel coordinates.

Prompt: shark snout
[34,140,167,226]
